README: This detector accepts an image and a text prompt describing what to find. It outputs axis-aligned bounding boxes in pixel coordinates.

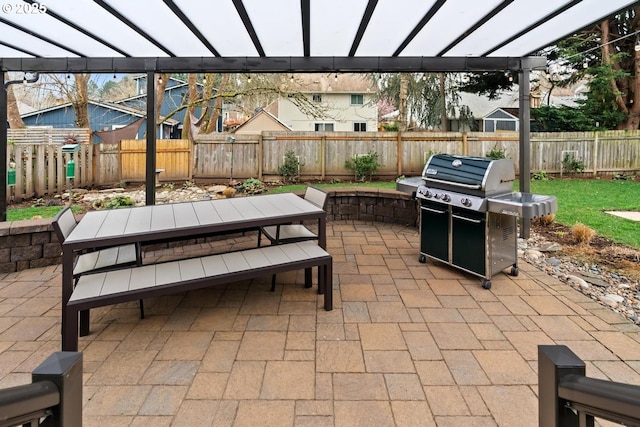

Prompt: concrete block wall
[0,188,419,273]
[325,188,418,226]
[0,218,62,273]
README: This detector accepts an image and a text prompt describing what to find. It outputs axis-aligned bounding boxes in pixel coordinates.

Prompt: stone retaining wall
[0,188,419,273]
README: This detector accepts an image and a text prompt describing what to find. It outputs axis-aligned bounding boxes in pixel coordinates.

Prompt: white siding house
[266,74,378,132]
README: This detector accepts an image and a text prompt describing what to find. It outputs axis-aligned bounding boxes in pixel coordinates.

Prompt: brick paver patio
[0,220,638,426]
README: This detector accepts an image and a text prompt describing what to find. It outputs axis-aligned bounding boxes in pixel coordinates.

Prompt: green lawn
[7,179,639,249]
[524,179,640,249]
[6,205,83,221]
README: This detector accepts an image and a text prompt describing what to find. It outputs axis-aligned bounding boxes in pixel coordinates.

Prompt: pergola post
[0,71,6,221]
[519,65,532,239]
[145,69,157,206]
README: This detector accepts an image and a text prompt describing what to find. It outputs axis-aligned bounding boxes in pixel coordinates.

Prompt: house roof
[21,100,180,125]
[231,109,292,133]
[290,73,377,93]
[454,90,579,119]
[0,1,635,74]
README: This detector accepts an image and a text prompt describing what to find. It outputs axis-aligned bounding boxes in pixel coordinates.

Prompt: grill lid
[422,154,515,196]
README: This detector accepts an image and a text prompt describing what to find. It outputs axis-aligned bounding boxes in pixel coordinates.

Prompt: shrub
[613,173,634,181]
[562,153,585,174]
[96,195,135,210]
[345,151,381,182]
[486,144,507,159]
[533,214,555,226]
[572,222,595,245]
[239,178,266,194]
[532,170,549,181]
[222,187,237,198]
[278,150,304,183]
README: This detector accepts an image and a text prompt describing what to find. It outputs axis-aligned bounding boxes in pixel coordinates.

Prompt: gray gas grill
[397,154,557,289]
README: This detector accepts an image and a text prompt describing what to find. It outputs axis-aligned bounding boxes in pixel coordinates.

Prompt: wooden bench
[62,241,332,351]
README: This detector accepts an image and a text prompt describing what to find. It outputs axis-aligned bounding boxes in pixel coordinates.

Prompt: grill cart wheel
[511,266,518,276]
[482,279,492,289]
[419,255,426,263]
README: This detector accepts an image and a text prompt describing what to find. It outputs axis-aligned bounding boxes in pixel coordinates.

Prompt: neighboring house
[266,73,378,132]
[119,75,218,137]
[449,91,580,132]
[483,107,520,132]
[232,109,291,135]
[20,75,215,141]
[21,100,179,142]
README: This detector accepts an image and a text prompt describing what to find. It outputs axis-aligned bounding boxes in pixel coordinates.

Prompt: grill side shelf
[487,192,558,219]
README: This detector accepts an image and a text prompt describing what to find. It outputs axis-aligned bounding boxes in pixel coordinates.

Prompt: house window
[353,122,367,132]
[312,94,322,103]
[314,123,334,131]
[350,94,364,105]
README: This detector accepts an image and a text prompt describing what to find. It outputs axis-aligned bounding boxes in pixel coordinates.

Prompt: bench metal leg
[270,275,277,292]
[304,267,312,288]
[139,299,145,319]
[79,310,90,336]
[323,261,333,311]
[62,306,79,352]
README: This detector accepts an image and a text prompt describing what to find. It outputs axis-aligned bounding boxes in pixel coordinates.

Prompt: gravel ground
[519,235,640,325]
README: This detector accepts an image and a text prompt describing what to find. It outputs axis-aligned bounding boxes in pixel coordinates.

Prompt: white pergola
[0,0,637,224]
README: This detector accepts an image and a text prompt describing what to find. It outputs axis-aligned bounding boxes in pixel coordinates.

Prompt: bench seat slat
[156,261,183,285]
[297,242,330,259]
[201,255,231,276]
[69,273,106,302]
[241,247,271,269]
[73,245,138,276]
[261,245,291,265]
[272,243,308,263]
[101,269,133,295]
[130,264,158,290]
[221,251,251,273]
[178,258,206,281]
[114,245,137,265]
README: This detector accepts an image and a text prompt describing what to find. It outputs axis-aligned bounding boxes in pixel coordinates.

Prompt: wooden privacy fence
[194,130,640,180]
[119,139,191,183]
[7,128,92,202]
[5,128,640,201]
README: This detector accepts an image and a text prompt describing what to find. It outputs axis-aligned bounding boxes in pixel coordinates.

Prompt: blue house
[20,76,214,142]
[21,100,180,143]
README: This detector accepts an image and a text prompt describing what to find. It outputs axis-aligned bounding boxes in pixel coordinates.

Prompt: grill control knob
[441,194,451,202]
[418,188,432,198]
[460,197,472,207]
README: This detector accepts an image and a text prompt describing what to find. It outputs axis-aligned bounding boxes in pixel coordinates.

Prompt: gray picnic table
[61,193,327,350]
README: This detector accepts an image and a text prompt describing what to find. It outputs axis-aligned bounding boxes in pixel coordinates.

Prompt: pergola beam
[0,56,546,74]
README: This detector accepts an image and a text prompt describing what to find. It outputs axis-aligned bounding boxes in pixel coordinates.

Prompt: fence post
[321,135,326,181]
[397,132,402,177]
[538,345,585,427]
[32,351,83,427]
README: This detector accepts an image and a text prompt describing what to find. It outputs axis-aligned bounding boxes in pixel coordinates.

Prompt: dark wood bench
[62,241,332,351]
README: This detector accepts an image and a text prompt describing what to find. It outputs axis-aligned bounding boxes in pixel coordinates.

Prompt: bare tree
[205,73,231,134]
[154,73,170,126]
[398,73,409,131]
[4,72,25,129]
[162,73,330,135]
